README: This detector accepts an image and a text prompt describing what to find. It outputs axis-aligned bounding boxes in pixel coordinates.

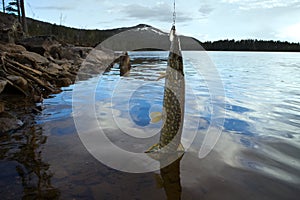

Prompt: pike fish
[146,25,185,153]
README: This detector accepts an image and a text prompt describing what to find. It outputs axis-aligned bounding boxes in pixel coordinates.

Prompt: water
[0,51,299,199]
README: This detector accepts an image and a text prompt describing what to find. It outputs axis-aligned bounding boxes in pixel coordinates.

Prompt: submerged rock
[0,111,23,133]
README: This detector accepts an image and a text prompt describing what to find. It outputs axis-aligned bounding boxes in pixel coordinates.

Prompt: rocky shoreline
[0,34,117,134]
[0,11,132,134]
[0,36,85,132]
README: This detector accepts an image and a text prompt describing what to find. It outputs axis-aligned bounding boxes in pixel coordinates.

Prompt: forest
[201,39,300,52]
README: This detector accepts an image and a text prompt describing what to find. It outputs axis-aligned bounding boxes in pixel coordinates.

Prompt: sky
[19,0,300,42]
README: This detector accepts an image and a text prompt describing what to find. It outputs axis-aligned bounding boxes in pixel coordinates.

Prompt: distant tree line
[201,39,300,52]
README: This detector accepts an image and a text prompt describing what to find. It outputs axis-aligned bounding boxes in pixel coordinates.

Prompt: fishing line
[173,0,176,26]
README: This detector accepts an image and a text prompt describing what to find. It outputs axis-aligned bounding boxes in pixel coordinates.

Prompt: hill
[25,16,201,50]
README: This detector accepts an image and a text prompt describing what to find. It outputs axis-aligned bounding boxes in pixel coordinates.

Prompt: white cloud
[118,2,195,23]
[34,5,75,11]
[222,0,300,10]
[276,22,300,42]
[198,5,214,17]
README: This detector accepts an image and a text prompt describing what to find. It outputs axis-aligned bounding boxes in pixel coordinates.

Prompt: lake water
[0,51,299,199]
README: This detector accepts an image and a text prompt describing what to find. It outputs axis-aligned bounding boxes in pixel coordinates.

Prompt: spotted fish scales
[147,25,185,153]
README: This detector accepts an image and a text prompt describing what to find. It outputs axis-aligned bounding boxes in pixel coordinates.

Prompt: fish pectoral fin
[145,143,160,153]
[154,174,164,189]
[156,72,166,81]
[150,112,162,123]
[177,143,185,152]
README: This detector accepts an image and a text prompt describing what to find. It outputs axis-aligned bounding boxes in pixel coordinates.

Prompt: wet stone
[0,112,23,133]
[55,78,72,87]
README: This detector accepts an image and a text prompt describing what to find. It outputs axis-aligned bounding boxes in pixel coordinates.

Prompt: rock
[48,45,62,59]
[0,112,23,133]
[60,46,92,60]
[17,35,61,56]
[55,78,72,87]
[60,71,75,80]
[6,75,28,91]
[77,72,92,81]
[61,63,72,71]
[21,51,49,65]
[33,95,43,103]
[0,102,4,113]
[47,63,63,74]
[0,43,26,53]
[119,52,131,76]
[0,80,7,94]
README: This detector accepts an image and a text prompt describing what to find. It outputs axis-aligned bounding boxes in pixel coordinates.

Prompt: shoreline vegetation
[201,39,300,52]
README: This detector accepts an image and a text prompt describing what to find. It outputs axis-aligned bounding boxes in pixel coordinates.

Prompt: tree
[2,0,5,13]
[19,0,27,34]
[4,0,27,34]
[6,0,20,23]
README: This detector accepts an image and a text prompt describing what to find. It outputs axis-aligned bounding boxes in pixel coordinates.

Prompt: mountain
[26,16,202,50]
[99,25,202,51]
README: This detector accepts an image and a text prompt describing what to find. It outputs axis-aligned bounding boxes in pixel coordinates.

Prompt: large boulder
[21,51,49,65]
[0,42,26,53]
[17,35,61,56]
[60,46,92,60]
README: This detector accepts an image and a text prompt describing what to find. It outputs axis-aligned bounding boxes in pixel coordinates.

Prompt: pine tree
[6,0,20,23]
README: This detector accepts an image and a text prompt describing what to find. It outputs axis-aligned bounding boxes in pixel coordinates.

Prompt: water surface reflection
[0,97,59,199]
[0,51,300,199]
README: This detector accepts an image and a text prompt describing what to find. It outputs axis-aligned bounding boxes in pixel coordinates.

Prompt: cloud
[35,5,75,11]
[119,3,195,23]
[198,5,214,17]
[276,22,300,42]
[222,0,300,10]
